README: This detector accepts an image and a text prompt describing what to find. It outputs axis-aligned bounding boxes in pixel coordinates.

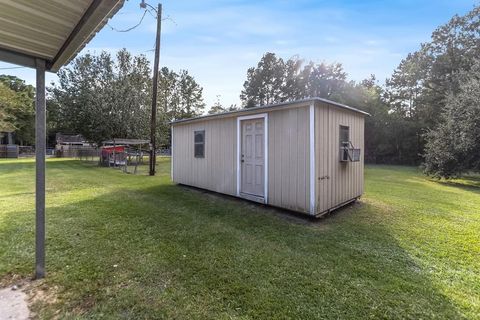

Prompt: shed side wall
[172,117,237,196]
[315,102,365,213]
[172,106,311,214]
[267,105,310,213]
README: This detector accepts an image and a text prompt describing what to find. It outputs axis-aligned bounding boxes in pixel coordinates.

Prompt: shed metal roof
[103,139,151,145]
[0,0,124,72]
[56,133,86,143]
[171,97,370,125]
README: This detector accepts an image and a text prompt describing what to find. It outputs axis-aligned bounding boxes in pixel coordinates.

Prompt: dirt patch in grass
[26,281,60,319]
[0,274,61,319]
[0,273,28,288]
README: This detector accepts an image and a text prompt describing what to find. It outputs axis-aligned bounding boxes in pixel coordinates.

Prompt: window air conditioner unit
[340,141,361,162]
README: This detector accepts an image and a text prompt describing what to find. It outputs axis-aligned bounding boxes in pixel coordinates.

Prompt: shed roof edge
[171,97,370,125]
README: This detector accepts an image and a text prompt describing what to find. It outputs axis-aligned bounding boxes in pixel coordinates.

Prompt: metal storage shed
[171,98,369,217]
[0,0,125,278]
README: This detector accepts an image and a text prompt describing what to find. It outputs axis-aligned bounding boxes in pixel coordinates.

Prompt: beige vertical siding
[172,117,237,196]
[315,101,365,214]
[172,105,311,213]
[267,105,310,213]
[315,103,331,213]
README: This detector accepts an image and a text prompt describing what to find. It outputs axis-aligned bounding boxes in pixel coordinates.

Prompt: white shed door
[241,118,265,197]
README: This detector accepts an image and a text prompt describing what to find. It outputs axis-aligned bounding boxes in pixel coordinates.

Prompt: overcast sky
[0,0,476,111]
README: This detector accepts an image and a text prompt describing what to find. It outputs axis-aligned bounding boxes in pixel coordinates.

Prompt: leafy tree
[227,104,239,112]
[177,70,205,118]
[424,60,480,177]
[338,75,394,163]
[157,66,205,146]
[0,82,17,132]
[386,5,480,164]
[49,49,151,144]
[49,50,206,149]
[208,96,227,114]
[241,53,351,108]
[240,54,395,163]
[303,62,348,100]
[282,55,304,101]
[0,75,35,145]
[157,67,205,120]
[240,53,286,107]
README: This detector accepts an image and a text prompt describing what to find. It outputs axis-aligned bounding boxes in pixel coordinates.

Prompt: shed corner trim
[171,126,174,181]
[309,103,316,215]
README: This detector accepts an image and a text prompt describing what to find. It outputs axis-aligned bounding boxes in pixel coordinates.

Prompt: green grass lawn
[0,158,479,319]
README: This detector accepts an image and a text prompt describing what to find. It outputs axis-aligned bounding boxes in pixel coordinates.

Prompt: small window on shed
[194,130,205,158]
[340,126,350,146]
[340,126,350,161]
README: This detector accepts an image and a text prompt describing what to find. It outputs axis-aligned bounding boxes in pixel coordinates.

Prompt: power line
[107,9,148,32]
[145,7,157,19]
[0,66,26,70]
[108,6,177,33]
[162,15,177,26]
[144,3,176,25]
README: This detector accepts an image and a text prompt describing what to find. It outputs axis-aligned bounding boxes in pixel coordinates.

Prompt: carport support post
[35,58,46,279]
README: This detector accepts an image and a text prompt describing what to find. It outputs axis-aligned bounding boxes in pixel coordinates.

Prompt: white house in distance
[171,98,369,217]
[55,133,90,150]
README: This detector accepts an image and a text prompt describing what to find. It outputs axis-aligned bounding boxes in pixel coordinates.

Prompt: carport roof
[0,0,125,72]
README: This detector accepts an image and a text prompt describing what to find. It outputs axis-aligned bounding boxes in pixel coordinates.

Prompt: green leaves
[424,60,480,178]
[240,53,348,107]
[0,75,35,144]
[48,49,152,145]
[48,50,205,148]
[156,67,205,145]
[386,6,480,169]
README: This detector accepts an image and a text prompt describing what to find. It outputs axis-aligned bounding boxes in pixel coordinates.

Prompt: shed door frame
[236,113,268,203]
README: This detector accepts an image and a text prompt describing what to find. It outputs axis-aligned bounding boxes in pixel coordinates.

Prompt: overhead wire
[107,9,148,32]
[1,3,177,68]
[0,66,27,70]
[107,7,178,32]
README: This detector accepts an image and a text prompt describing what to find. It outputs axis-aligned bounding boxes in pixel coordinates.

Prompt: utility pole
[148,2,162,176]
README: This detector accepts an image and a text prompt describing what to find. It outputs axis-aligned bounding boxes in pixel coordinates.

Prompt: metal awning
[0,0,125,279]
[0,0,124,72]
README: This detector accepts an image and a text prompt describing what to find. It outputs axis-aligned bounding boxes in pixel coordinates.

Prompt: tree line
[0,6,478,178]
[240,6,480,177]
[47,49,205,147]
[1,50,206,148]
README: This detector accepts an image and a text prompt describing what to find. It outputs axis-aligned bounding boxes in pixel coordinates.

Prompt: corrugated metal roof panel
[0,0,124,71]
[0,0,91,59]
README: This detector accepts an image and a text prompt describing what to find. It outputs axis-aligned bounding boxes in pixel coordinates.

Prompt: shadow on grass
[176,184,366,227]
[0,180,465,319]
[433,176,480,193]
